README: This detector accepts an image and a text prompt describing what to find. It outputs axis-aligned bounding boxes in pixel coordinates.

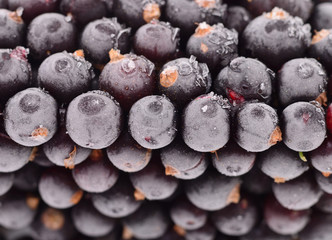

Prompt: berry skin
[0,47,31,105]
[258,143,309,183]
[60,0,108,27]
[185,169,242,211]
[311,3,332,31]
[170,197,208,231]
[234,102,281,152]
[327,104,332,134]
[316,193,332,213]
[4,88,58,147]
[160,137,209,180]
[272,172,323,210]
[310,134,332,176]
[185,223,217,240]
[0,172,14,196]
[133,20,180,64]
[308,29,332,72]
[212,198,258,236]
[106,131,152,173]
[246,0,314,22]
[91,176,142,218]
[114,0,165,30]
[13,163,42,192]
[80,18,131,65]
[315,170,332,194]
[72,152,119,193]
[182,93,230,152]
[27,13,77,61]
[242,8,311,71]
[130,157,179,200]
[38,167,83,209]
[158,56,211,109]
[298,212,332,240]
[71,199,115,238]
[123,203,170,240]
[38,51,94,104]
[99,50,156,112]
[0,189,39,230]
[0,0,6,7]
[242,164,272,195]
[214,57,274,105]
[165,0,227,39]
[264,196,310,235]
[128,95,177,149]
[225,6,252,35]
[186,22,238,73]
[240,223,293,240]
[281,101,326,152]
[66,91,122,149]
[8,0,60,23]
[31,207,76,240]
[0,9,25,49]
[211,140,256,177]
[277,58,328,107]
[43,125,91,169]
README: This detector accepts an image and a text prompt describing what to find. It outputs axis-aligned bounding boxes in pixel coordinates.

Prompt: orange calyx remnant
[134,189,145,201]
[42,208,65,231]
[109,49,124,63]
[70,190,83,205]
[122,226,133,240]
[160,66,178,88]
[9,7,23,23]
[173,225,186,236]
[195,0,216,8]
[90,149,103,161]
[194,22,213,37]
[64,146,77,169]
[274,177,286,183]
[200,43,209,53]
[29,147,39,161]
[73,49,85,58]
[265,7,289,20]
[227,183,241,204]
[322,172,331,177]
[26,194,40,210]
[269,126,282,146]
[316,92,328,107]
[31,126,49,140]
[312,29,331,45]
[240,199,248,209]
[143,3,161,23]
[165,165,180,176]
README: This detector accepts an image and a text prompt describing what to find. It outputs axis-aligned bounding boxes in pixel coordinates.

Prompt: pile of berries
[1,0,332,239]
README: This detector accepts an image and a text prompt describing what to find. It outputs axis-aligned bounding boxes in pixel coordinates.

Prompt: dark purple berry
[133,20,180,64]
[0,9,25,48]
[80,17,131,64]
[158,56,211,109]
[128,95,177,149]
[214,57,274,105]
[66,91,122,149]
[4,88,58,147]
[99,50,156,112]
[282,101,326,152]
[234,102,281,152]
[242,8,311,71]
[38,50,94,104]
[182,93,230,152]
[186,22,238,72]
[27,13,77,61]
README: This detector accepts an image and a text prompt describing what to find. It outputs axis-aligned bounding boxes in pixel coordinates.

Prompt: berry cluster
[1,0,332,240]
